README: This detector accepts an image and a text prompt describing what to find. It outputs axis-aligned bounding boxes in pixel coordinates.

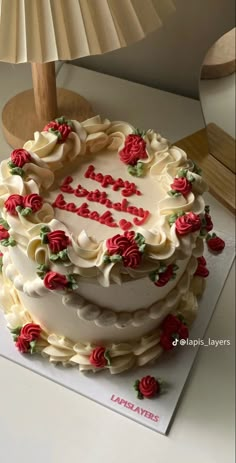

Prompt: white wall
[72,0,235,99]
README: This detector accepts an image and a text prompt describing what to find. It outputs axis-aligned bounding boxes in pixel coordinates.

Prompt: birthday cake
[0,115,218,374]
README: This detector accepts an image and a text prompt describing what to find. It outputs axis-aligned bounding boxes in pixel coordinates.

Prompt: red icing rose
[139,376,160,398]
[119,134,147,166]
[106,232,142,269]
[23,194,43,213]
[161,314,181,334]
[122,243,142,268]
[194,256,209,278]
[11,149,31,167]
[89,346,107,368]
[197,256,206,266]
[43,121,72,143]
[160,333,174,350]
[15,336,29,353]
[171,177,192,196]
[178,324,189,340]
[204,213,213,232]
[44,272,68,290]
[47,230,71,253]
[160,314,189,350]
[20,323,41,342]
[106,234,131,255]
[4,194,24,216]
[0,225,9,240]
[155,265,174,287]
[175,212,201,235]
[207,234,225,253]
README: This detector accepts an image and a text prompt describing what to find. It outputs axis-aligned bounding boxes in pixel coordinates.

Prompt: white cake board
[0,230,234,435]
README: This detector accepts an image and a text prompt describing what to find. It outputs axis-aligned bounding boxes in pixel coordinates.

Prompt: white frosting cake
[0,116,212,374]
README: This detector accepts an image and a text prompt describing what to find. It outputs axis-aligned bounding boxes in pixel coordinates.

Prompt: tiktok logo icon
[172,338,178,347]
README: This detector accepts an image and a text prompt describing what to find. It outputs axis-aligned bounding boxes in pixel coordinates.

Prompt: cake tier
[0,115,210,374]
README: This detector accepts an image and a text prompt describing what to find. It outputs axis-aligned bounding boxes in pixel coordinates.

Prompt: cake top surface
[0,115,208,288]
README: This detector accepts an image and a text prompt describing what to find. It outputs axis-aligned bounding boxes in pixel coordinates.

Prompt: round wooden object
[201,29,236,79]
[2,88,95,148]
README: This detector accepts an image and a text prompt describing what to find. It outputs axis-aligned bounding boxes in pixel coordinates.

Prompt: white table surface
[0,63,235,463]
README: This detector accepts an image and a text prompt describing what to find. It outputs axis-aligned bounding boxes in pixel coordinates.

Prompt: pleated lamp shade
[0,0,175,147]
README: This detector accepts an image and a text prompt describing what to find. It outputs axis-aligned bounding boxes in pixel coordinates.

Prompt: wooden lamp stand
[2,62,95,148]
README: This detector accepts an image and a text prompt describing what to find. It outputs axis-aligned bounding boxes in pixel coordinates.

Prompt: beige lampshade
[0,0,175,63]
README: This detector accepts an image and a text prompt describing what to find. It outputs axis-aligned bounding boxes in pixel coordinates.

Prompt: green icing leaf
[158,264,167,273]
[58,249,69,261]
[10,167,24,177]
[168,213,178,226]
[29,340,37,354]
[187,173,195,183]
[20,207,32,217]
[134,233,146,251]
[10,326,22,336]
[167,190,181,197]
[132,128,146,137]
[192,161,202,175]
[67,274,79,290]
[137,391,143,400]
[36,264,49,279]
[0,237,16,247]
[49,128,62,140]
[0,218,9,230]
[205,205,210,214]
[127,162,145,177]
[104,350,111,366]
[8,161,16,168]
[177,168,188,178]
[103,255,111,264]
[133,379,140,391]
[110,254,122,263]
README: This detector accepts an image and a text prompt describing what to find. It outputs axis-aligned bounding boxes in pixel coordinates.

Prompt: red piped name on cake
[110,394,160,423]
[52,170,150,229]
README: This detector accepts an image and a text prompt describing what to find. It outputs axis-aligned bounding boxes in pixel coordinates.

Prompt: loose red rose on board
[171,177,192,196]
[119,134,147,166]
[175,212,201,235]
[20,323,41,342]
[0,225,9,240]
[15,336,29,353]
[206,233,225,253]
[138,376,161,398]
[23,194,43,213]
[47,230,71,253]
[4,194,24,216]
[10,149,32,168]
[89,346,109,368]
[44,272,68,291]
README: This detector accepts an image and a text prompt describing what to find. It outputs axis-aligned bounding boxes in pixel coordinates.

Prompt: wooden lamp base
[2,87,94,148]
